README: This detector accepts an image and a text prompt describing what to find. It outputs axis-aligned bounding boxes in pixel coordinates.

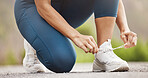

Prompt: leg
[94,0,119,47]
[16,6,76,73]
[95,17,116,47]
[93,0,129,72]
[15,0,95,73]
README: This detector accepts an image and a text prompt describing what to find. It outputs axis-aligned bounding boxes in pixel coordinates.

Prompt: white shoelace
[99,43,127,53]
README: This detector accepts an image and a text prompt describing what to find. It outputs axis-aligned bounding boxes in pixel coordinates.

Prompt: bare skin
[95,0,137,48]
[95,17,116,47]
[116,0,137,48]
[34,0,137,54]
[34,0,99,54]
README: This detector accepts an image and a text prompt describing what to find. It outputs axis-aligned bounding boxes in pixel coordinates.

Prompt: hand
[120,31,137,48]
[71,34,99,54]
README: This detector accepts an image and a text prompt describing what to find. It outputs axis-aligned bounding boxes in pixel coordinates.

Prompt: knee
[53,54,76,73]
[44,53,76,73]
[54,64,74,73]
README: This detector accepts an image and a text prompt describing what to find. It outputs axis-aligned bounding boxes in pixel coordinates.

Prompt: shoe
[92,39,129,72]
[23,39,45,73]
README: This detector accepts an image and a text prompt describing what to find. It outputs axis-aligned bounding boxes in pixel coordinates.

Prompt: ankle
[98,39,111,48]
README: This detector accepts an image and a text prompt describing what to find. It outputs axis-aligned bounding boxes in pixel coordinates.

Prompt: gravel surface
[0,62,148,78]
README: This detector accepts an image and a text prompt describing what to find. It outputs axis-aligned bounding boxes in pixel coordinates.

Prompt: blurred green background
[0,0,148,65]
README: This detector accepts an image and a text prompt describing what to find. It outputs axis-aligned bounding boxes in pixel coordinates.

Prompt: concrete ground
[0,62,148,78]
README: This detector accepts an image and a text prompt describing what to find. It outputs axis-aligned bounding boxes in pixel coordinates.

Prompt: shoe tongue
[99,39,111,48]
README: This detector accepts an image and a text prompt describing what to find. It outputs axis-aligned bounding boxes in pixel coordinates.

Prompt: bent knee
[54,65,74,73]
[44,54,76,73]
[54,55,76,73]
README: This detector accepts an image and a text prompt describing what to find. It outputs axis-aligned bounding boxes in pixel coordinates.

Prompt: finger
[132,36,137,46]
[131,32,137,36]
[122,31,137,48]
[131,32,137,46]
[120,35,128,48]
[89,37,99,53]
[88,47,92,53]
[129,35,133,43]
[122,32,131,35]
[123,32,137,37]
[121,35,128,43]
[130,35,135,47]
[88,39,96,54]
[134,36,137,45]
[85,43,93,53]
[79,44,88,53]
[127,35,133,48]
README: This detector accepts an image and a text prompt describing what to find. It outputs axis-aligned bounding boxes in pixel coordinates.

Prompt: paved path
[0,62,148,78]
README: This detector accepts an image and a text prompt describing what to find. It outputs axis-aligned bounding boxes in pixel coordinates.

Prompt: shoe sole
[110,63,129,72]
[92,59,105,72]
[92,59,129,72]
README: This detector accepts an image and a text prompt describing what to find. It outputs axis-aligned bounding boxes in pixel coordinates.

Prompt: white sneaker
[92,39,129,72]
[23,39,45,73]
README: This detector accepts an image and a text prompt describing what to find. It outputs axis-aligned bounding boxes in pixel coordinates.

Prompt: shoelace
[99,43,128,53]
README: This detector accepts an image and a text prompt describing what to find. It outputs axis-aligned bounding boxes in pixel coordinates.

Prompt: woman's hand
[120,31,137,48]
[71,34,99,54]
[116,0,137,48]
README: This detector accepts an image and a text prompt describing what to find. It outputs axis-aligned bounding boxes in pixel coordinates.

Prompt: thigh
[52,0,95,28]
[94,0,119,18]
[16,6,76,72]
